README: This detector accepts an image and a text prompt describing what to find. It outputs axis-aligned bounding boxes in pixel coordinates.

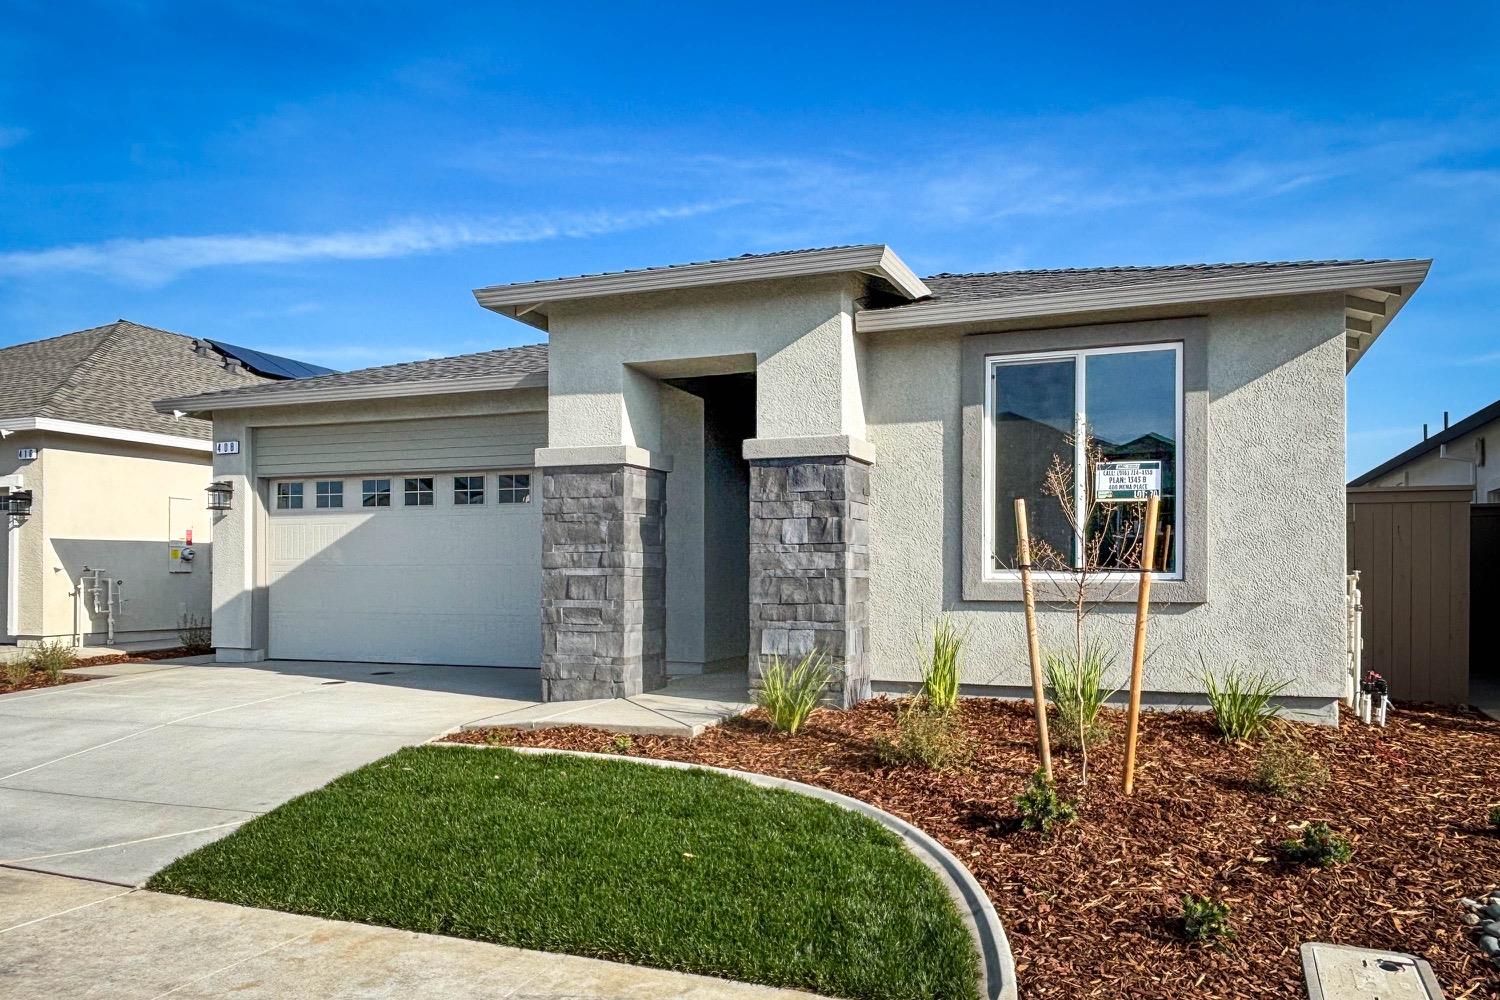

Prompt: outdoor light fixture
[206,480,233,511]
[1,490,33,518]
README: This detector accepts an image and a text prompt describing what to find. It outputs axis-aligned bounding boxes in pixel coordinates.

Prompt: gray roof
[0,320,274,440]
[163,343,549,409]
[878,259,1401,312]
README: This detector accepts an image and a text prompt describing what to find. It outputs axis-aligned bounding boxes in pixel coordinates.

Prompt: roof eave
[0,416,211,453]
[471,245,932,329]
[853,259,1433,335]
[155,370,549,419]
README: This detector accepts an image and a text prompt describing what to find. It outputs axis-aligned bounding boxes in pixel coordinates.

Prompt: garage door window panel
[315,481,343,509]
[275,482,304,510]
[454,475,485,506]
[362,479,392,508]
[404,477,434,507]
[498,473,532,505]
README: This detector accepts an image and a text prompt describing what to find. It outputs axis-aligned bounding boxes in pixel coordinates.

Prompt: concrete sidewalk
[0,868,811,1000]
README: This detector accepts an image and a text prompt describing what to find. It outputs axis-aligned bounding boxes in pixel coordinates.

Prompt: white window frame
[361,478,392,508]
[403,476,435,507]
[315,480,344,509]
[275,481,304,510]
[981,341,1184,584]
[496,470,533,505]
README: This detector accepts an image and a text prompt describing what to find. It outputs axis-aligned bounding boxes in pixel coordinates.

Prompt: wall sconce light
[206,480,234,511]
[0,490,32,518]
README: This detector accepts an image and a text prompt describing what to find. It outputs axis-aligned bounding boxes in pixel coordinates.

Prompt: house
[158,247,1430,722]
[0,320,333,648]
[1348,398,1500,501]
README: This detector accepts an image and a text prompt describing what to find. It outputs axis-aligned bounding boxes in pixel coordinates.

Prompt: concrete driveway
[0,660,539,886]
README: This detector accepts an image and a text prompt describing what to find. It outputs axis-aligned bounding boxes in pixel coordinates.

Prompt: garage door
[267,471,540,668]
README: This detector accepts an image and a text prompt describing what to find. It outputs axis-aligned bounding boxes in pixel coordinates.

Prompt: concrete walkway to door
[0,868,813,1000]
[0,658,749,886]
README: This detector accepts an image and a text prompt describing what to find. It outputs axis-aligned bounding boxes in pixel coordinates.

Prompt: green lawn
[149,746,979,1000]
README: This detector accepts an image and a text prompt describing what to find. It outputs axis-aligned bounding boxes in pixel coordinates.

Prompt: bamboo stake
[1014,498,1053,781]
[1122,492,1160,796]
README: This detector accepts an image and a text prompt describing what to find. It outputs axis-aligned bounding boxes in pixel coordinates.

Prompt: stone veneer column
[748,455,871,708]
[541,464,667,701]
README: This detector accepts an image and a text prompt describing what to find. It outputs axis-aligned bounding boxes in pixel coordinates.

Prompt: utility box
[167,497,199,574]
[1301,943,1444,1000]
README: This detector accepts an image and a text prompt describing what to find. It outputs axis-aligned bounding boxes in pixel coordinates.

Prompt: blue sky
[1,2,1496,476]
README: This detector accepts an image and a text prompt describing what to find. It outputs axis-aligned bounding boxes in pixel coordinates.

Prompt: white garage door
[267,471,540,668]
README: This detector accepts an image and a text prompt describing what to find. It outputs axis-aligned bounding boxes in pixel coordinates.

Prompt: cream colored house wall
[863,295,1351,717]
[3,433,214,644]
[0,435,43,640]
[1366,416,1500,502]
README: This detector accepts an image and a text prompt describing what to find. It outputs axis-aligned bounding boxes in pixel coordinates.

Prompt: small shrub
[1202,660,1287,742]
[874,701,967,769]
[1181,894,1233,943]
[177,613,212,652]
[1254,727,1329,800]
[921,617,963,713]
[23,639,77,681]
[1489,805,1500,832]
[3,659,29,687]
[1015,770,1077,834]
[1044,640,1116,749]
[755,648,833,735]
[1280,822,1353,867]
[609,734,634,754]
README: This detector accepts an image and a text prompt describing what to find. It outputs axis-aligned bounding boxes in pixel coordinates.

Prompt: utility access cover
[1301,943,1444,1000]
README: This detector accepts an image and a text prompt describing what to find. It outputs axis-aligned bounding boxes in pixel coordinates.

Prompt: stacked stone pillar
[748,455,871,708]
[540,464,666,701]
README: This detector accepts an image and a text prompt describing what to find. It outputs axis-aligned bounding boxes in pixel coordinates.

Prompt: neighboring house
[0,320,333,647]
[1348,398,1500,501]
[160,247,1430,723]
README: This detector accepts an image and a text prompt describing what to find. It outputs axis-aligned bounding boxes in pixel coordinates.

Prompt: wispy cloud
[0,124,28,149]
[0,202,727,285]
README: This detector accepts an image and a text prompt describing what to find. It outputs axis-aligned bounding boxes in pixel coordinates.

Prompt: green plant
[1254,727,1329,800]
[1180,894,1233,943]
[1279,822,1353,867]
[3,659,29,687]
[23,639,77,681]
[1202,660,1287,742]
[920,617,963,713]
[177,613,212,652]
[609,734,635,754]
[1015,770,1077,835]
[755,649,833,735]
[1489,805,1500,832]
[1044,639,1116,749]
[874,701,968,770]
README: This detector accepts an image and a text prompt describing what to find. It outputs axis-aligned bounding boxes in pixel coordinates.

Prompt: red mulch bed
[0,646,205,694]
[450,698,1500,999]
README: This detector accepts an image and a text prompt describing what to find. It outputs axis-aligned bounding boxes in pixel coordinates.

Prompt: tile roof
[891,259,1400,310]
[0,320,276,440]
[167,342,549,407]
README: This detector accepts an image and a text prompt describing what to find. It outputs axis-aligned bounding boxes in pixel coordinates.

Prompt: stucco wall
[863,295,1350,709]
[0,433,213,644]
[0,437,42,640]
[545,276,864,451]
[1365,416,1500,502]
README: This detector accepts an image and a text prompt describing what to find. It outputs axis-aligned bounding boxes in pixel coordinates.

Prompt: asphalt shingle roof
[0,320,275,440]
[880,259,1398,311]
[168,343,549,407]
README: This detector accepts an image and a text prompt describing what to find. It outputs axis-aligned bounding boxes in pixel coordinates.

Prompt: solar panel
[205,340,338,380]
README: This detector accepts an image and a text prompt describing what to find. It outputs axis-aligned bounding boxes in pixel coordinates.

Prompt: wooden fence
[1346,486,1471,704]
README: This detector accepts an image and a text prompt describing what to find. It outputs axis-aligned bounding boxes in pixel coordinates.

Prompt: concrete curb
[439,742,1017,1000]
